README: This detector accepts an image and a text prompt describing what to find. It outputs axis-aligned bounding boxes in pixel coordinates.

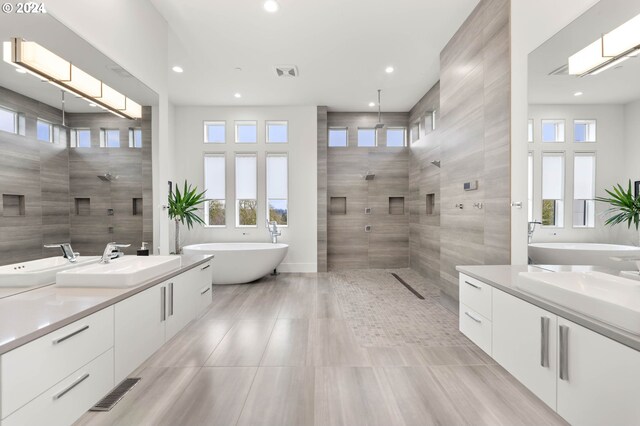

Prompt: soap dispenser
[137,242,149,256]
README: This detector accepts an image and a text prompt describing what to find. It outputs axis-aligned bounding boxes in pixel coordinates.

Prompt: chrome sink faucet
[100,242,131,263]
[267,221,281,244]
[44,243,79,263]
[528,220,542,244]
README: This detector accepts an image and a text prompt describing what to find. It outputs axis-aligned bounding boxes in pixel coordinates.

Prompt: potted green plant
[168,181,207,254]
[596,180,640,245]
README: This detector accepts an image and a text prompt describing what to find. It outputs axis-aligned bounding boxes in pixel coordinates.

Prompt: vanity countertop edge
[0,254,213,356]
[456,264,640,352]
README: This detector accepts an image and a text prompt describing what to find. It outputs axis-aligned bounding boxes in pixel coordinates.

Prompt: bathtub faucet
[528,220,542,244]
[267,221,281,244]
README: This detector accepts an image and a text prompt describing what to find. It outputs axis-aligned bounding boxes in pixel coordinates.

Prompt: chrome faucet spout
[44,243,79,263]
[100,242,131,263]
[528,221,542,244]
[267,221,281,244]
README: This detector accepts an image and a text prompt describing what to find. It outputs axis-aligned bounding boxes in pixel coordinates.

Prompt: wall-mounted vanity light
[3,38,142,119]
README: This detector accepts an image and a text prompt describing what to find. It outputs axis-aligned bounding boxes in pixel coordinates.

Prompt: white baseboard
[277,262,317,273]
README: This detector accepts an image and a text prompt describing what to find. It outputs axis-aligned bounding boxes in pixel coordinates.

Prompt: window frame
[528,119,534,143]
[266,120,288,144]
[234,120,258,144]
[528,151,534,222]
[573,119,597,143]
[265,152,289,227]
[36,118,53,143]
[235,152,258,227]
[128,127,142,148]
[410,121,420,144]
[541,119,565,143]
[204,120,226,144]
[100,128,121,148]
[0,105,18,135]
[572,152,596,228]
[70,128,91,148]
[541,151,566,228]
[386,127,407,147]
[357,127,377,148]
[328,127,348,147]
[204,153,227,228]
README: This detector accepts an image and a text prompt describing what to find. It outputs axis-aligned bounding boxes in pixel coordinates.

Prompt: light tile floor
[76,270,566,426]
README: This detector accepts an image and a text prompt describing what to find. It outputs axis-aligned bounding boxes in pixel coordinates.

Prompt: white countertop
[0,255,212,355]
[457,264,640,352]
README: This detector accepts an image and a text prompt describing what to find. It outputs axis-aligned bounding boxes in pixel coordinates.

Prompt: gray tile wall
[0,86,152,265]
[317,106,328,272]
[325,112,410,270]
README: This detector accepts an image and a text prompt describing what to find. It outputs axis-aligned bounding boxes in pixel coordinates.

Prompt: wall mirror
[0,12,158,297]
[526,0,640,267]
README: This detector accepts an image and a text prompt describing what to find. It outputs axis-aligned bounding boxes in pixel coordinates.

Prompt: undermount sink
[56,256,182,288]
[0,256,100,288]
[517,271,640,334]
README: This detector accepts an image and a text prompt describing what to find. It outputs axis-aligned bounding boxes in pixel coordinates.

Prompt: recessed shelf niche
[2,194,25,217]
[426,193,435,215]
[330,197,347,215]
[133,198,143,216]
[75,198,90,216]
[389,197,404,215]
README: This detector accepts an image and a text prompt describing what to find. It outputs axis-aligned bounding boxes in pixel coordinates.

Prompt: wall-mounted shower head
[364,171,375,181]
[97,173,119,182]
[430,160,441,168]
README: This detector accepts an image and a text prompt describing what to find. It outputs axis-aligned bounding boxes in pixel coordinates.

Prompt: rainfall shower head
[97,173,118,182]
[364,171,375,181]
[430,160,441,168]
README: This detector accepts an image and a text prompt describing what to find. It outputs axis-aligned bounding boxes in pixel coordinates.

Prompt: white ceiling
[0,13,158,113]
[528,0,640,105]
[150,0,479,111]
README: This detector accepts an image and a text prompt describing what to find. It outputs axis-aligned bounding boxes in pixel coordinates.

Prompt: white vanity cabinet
[556,318,640,426]
[492,289,557,409]
[460,271,640,425]
[459,274,493,355]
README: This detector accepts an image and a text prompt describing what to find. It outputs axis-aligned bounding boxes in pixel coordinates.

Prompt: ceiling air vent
[548,64,569,76]
[274,65,299,78]
[106,64,134,78]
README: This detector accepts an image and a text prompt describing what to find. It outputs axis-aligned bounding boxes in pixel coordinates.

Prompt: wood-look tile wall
[325,112,410,270]
[317,107,328,272]
[0,86,152,265]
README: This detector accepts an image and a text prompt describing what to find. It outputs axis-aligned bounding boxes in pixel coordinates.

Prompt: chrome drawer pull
[53,373,90,400]
[201,264,211,271]
[465,281,481,290]
[464,311,482,324]
[161,286,166,322]
[540,317,550,367]
[200,287,211,295]
[52,325,89,345]
[168,282,174,317]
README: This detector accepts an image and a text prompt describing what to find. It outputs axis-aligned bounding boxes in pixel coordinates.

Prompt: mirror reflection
[0,13,158,297]
[527,0,640,272]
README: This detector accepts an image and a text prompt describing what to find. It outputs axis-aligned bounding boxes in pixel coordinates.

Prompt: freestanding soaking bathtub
[183,243,288,284]
[528,242,640,271]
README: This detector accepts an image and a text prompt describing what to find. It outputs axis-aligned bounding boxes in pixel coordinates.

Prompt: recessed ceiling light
[172,66,184,73]
[15,68,27,74]
[574,91,583,96]
[368,102,375,107]
[385,66,394,74]
[234,93,242,98]
[88,103,97,107]
[264,0,279,12]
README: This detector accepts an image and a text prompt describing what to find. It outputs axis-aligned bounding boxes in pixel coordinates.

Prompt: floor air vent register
[90,378,141,412]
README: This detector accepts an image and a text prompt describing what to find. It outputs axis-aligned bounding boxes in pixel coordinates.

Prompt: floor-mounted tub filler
[182,243,288,284]
[528,242,640,271]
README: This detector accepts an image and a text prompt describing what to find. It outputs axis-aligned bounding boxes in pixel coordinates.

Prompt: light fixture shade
[15,39,71,81]
[568,39,606,75]
[68,65,102,97]
[2,41,11,64]
[121,98,142,119]
[602,13,640,57]
[98,83,127,110]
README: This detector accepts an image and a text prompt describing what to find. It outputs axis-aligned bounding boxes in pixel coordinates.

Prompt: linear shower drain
[90,377,141,411]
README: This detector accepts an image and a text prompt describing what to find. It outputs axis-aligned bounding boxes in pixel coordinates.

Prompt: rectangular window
[357,128,376,147]
[266,121,288,143]
[541,119,565,143]
[573,153,596,228]
[266,153,288,226]
[100,129,120,148]
[0,106,17,134]
[70,128,91,148]
[574,119,596,143]
[528,119,534,143]
[204,154,226,226]
[235,153,257,226]
[328,127,347,147]
[129,128,142,148]
[542,152,565,227]
[386,127,406,147]
[528,152,534,222]
[37,119,52,142]
[204,121,225,143]
[410,121,419,143]
[235,121,257,143]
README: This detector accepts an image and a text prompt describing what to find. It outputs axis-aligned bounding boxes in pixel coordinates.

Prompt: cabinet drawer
[1,307,114,418]
[459,274,492,319]
[197,282,213,317]
[1,348,114,426]
[459,303,492,356]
